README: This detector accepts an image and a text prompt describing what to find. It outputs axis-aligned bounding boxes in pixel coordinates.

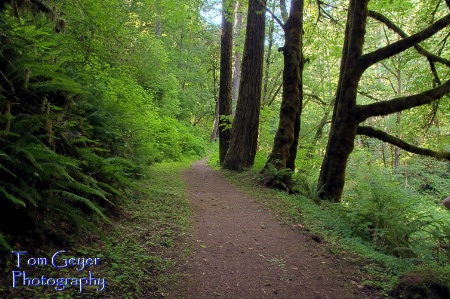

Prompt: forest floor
[169,159,383,299]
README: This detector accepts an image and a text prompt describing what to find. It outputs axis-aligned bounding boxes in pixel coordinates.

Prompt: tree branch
[267,82,282,106]
[369,10,450,68]
[259,0,285,28]
[359,12,450,71]
[355,78,450,121]
[316,0,339,24]
[357,126,450,161]
[304,93,327,105]
[358,91,381,102]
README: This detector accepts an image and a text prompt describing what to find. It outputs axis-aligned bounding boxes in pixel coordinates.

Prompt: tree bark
[210,99,219,142]
[265,0,304,170]
[232,1,243,116]
[318,0,450,201]
[222,0,266,171]
[262,1,275,105]
[218,0,234,165]
[318,0,370,201]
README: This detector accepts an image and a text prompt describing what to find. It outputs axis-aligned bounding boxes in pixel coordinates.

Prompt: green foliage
[344,167,434,257]
[0,0,210,254]
[262,163,298,193]
[295,175,323,202]
[90,162,191,298]
[261,162,322,199]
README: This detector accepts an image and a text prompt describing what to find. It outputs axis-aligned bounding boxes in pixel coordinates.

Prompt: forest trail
[171,159,378,299]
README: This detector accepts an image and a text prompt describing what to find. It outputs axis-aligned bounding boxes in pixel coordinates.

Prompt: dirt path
[173,160,376,299]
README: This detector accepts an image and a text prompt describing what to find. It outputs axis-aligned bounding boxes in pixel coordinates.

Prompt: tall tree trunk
[319,0,450,201]
[318,0,368,201]
[265,0,304,170]
[218,0,234,165]
[262,1,276,105]
[211,100,220,142]
[222,0,266,171]
[232,1,243,116]
[210,58,219,142]
[394,63,402,174]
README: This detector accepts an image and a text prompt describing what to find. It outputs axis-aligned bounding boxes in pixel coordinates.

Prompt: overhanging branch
[355,78,450,121]
[368,10,450,68]
[359,13,450,71]
[357,126,450,161]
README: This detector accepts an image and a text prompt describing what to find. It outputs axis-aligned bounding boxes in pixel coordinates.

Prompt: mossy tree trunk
[318,0,450,201]
[222,0,266,171]
[218,0,234,165]
[265,0,304,170]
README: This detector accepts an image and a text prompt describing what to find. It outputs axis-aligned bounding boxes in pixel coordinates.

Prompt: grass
[1,161,193,299]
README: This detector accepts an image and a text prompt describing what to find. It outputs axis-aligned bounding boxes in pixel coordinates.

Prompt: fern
[0,186,26,207]
[46,189,108,221]
[55,180,111,204]
[97,181,125,199]
[1,182,40,207]
[0,162,16,178]
[295,175,324,202]
[262,164,298,193]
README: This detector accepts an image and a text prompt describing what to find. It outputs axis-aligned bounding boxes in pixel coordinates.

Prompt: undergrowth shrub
[344,161,450,264]
[0,5,207,254]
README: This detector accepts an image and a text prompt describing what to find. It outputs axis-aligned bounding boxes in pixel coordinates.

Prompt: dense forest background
[0,0,212,250]
[1,0,450,297]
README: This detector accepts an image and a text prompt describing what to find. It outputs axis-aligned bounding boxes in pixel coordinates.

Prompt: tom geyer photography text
[10,250,106,292]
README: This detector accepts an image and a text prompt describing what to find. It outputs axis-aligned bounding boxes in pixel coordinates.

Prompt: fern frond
[105,156,136,168]
[55,180,108,201]
[0,186,26,207]
[48,199,96,236]
[39,162,74,181]
[97,181,124,198]
[0,162,17,178]
[46,190,108,220]
[2,182,40,207]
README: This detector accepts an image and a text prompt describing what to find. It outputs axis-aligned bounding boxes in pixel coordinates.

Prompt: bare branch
[304,93,327,105]
[357,126,450,161]
[380,60,397,78]
[437,31,450,55]
[359,12,450,71]
[369,11,447,132]
[317,1,339,24]
[259,0,285,28]
[267,83,282,107]
[369,9,450,86]
[358,91,381,102]
[431,0,443,23]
